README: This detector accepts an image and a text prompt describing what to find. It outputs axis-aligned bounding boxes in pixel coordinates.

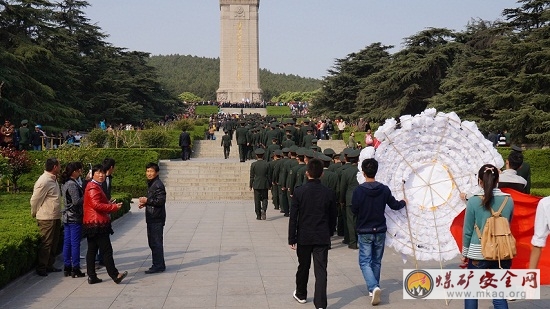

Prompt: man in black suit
[220,130,232,159]
[179,129,191,161]
[288,159,337,309]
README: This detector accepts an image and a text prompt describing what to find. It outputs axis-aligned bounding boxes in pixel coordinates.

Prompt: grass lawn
[195,105,219,116]
[266,106,291,116]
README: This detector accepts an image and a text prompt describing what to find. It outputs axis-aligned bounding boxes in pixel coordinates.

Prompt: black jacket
[62,179,84,224]
[179,131,191,147]
[145,176,167,224]
[351,181,405,234]
[288,179,337,245]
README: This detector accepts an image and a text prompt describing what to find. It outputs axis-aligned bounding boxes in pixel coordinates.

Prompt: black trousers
[86,233,119,280]
[238,144,246,162]
[223,146,230,159]
[181,146,190,160]
[253,189,268,217]
[295,244,329,309]
[147,222,165,270]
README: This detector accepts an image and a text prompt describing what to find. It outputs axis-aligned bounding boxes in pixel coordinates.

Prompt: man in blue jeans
[351,158,406,306]
[138,162,167,274]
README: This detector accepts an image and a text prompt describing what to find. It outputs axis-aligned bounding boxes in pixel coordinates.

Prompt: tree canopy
[0,0,178,131]
[311,0,550,144]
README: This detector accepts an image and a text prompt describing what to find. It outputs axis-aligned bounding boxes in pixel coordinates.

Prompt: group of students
[30,157,167,285]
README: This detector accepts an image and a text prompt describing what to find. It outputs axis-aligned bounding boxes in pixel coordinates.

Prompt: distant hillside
[147,54,321,101]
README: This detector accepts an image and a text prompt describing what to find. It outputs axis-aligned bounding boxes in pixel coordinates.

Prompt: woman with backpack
[461,164,514,309]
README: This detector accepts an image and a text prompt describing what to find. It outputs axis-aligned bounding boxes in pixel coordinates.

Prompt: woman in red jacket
[83,164,127,284]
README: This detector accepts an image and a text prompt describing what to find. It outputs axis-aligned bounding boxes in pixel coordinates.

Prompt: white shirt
[499,169,527,187]
[532,197,550,247]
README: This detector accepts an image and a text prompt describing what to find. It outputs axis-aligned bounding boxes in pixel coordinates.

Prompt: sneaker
[371,287,381,306]
[293,290,306,304]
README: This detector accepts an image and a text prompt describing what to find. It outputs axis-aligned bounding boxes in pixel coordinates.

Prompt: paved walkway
[0,200,548,308]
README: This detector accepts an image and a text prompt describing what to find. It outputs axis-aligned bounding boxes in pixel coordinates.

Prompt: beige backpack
[474,196,516,267]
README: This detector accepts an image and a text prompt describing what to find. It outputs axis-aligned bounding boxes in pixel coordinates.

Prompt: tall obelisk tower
[217,0,262,103]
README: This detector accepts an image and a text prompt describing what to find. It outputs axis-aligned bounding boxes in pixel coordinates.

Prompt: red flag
[450,189,550,285]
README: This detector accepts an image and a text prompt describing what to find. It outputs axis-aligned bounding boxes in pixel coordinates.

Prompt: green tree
[178,91,203,103]
[356,28,460,121]
[312,43,392,119]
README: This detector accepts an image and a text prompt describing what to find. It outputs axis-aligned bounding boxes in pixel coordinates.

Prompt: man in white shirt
[530,197,550,268]
[498,151,527,193]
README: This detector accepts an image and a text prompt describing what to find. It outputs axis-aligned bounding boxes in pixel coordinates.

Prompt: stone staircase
[159,158,253,201]
[160,118,347,201]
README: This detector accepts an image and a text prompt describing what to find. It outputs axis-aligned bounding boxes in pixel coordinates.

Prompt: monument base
[216,89,263,103]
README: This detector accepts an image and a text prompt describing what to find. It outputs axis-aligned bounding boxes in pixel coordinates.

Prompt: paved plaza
[0,200,548,308]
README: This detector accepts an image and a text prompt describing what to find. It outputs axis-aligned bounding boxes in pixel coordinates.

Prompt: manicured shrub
[86,128,109,148]
[140,129,170,148]
[0,191,132,289]
[173,119,196,132]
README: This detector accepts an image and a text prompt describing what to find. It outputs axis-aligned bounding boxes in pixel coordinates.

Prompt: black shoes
[64,266,72,277]
[348,243,358,250]
[46,267,62,273]
[144,267,165,274]
[88,276,102,284]
[113,271,128,284]
[36,270,48,277]
[71,267,86,278]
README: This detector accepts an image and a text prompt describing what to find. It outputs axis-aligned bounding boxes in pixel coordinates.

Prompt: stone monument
[217,0,262,103]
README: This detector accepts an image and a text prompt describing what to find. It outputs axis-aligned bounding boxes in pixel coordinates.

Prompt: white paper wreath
[357,108,504,262]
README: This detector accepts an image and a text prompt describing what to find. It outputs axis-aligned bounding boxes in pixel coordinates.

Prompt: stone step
[159,159,254,201]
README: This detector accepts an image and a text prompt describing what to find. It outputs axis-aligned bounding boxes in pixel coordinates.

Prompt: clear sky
[85,0,519,79]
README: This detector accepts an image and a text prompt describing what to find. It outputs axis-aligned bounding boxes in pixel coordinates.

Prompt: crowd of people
[29,157,167,284]
[220,113,545,308]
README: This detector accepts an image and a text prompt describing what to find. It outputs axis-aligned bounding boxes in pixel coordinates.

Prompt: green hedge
[0,192,132,289]
[497,148,550,190]
[0,193,40,289]
[18,148,162,197]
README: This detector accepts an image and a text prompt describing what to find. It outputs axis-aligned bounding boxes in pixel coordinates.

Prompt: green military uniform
[320,156,339,193]
[282,135,296,148]
[302,132,315,149]
[268,150,282,209]
[265,142,280,162]
[511,146,532,194]
[235,123,249,162]
[336,159,353,240]
[276,149,290,216]
[18,120,31,150]
[339,150,360,249]
[250,149,271,220]
[287,159,305,197]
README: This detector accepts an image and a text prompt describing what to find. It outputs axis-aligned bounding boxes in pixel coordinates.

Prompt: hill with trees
[312,0,550,145]
[147,54,321,102]
[0,0,179,132]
